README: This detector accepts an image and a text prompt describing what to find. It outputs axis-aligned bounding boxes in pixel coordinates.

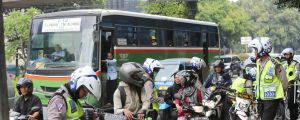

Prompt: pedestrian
[102,52,118,106]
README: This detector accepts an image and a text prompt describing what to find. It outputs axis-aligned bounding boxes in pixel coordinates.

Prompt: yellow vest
[256,58,284,100]
[231,77,247,93]
[152,88,159,111]
[282,60,298,82]
[63,93,84,119]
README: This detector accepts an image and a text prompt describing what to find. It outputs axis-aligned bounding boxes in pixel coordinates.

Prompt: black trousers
[106,80,118,104]
[261,99,281,120]
[288,85,299,120]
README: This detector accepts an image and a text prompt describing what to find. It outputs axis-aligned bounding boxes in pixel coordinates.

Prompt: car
[154,58,191,96]
[219,55,242,77]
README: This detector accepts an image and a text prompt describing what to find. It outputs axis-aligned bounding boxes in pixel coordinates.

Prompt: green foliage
[274,0,300,10]
[142,0,188,18]
[4,7,41,62]
[239,0,300,53]
[196,0,252,53]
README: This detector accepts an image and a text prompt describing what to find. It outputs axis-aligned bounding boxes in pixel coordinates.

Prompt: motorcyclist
[281,48,300,120]
[142,58,164,120]
[159,71,182,120]
[114,62,150,120]
[13,78,43,120]
[248,37,288,120]
[174,70,203,120]
[47,66,101,120]
[204,60,232,89]
[190,57,207,84]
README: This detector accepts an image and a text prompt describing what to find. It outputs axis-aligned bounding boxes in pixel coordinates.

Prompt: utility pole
[0,0,9,119]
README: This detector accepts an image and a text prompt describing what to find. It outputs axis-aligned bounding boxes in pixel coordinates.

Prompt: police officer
[190,57,207,84]
[142,58,164,120]
[281,48,300,120]
[248,37,288,120]
[47,66,101,120]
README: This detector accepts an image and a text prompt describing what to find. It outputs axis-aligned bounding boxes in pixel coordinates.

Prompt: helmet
[176,70,198,87]
[242,61,256,81]
[120,62,146,87]
[281,48,294,59]
[16,78,33,95]
[212,60,225,70]
[190,57,207,71]
[143,58,163,75]
[69,66,101,100]
[248,37,272,57]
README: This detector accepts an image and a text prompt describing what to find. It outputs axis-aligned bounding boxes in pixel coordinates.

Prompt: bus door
[100,30,114,73]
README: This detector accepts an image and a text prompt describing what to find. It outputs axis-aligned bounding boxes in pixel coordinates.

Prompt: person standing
[281,48,299,120]
[248,37,288,120]
[102,52,118,106]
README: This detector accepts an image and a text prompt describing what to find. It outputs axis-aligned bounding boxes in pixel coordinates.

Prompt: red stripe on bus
[26,74,70,81]
[114,49,219,53]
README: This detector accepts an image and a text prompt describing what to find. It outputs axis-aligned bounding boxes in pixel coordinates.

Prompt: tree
[196,0,252,53]
[4,7,41,63]
[142,0,188,18]
[274,0,300,10]
[239,0,300,52]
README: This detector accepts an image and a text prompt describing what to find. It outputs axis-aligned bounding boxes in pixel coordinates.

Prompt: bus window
[157,29,167,46]
[137,28,157,46]
[210,33,218,47]
[116,26,137,46]
[190,32,202,47]
[174,31,188,47]
[167,30,174,47]
[202,32,208,43]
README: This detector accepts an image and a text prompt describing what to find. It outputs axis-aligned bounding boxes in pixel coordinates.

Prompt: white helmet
[248,37,272,57]
[143,58,163,75]
[69,66,101,100]
[281,48,294,58]
[190,57,206,71]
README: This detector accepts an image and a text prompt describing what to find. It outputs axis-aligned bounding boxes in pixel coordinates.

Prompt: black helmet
[176,70,198,87]
[16,78,33,95]
[213,60,225,70]
[243,63,256,81]
[119,62,146,87]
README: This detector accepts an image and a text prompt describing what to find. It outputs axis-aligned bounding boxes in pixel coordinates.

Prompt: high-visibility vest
[256,58,284,100]
[282,60,298,82]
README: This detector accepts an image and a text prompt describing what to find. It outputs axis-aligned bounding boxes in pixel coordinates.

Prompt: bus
[25,9,220,105]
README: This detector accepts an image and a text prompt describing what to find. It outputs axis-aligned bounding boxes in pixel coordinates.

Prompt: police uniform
[282,60,300,120]
[255,57,288,120]
[47,86,84,120]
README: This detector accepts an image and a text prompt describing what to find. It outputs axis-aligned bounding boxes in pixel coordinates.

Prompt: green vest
[62,93,84,119]
[152,88,159,111]
[231,77,247,93]
[282,60,298,82]
[256,58,284,100]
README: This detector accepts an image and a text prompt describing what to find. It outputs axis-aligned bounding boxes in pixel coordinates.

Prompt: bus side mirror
[93,30,100,42]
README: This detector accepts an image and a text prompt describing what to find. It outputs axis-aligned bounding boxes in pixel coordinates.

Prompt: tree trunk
[0,0,9,119]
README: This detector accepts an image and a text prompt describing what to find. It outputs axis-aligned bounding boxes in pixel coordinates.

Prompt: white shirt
[106,59,117,80]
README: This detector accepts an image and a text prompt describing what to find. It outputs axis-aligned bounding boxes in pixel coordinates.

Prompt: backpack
[118,86,142,107]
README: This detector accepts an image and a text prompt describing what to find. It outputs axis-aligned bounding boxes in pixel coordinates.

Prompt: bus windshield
[27,16,96,69]
[155,64,180,82]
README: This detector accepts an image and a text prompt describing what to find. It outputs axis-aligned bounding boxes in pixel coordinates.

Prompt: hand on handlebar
[124,109,133,120]
[138,113,144,120]
[176,104,182,113]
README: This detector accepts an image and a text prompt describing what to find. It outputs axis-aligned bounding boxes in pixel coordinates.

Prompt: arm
[276,64,288,91]
[113,89,124,114]
[204,74,213,88]
[47,95,67,120]
[139,84,151,113]
[29,96,43,119]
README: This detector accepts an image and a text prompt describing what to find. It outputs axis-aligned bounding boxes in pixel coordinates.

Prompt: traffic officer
[47,66,101,120]
[248,37,288,120]
[281,48,300,120]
